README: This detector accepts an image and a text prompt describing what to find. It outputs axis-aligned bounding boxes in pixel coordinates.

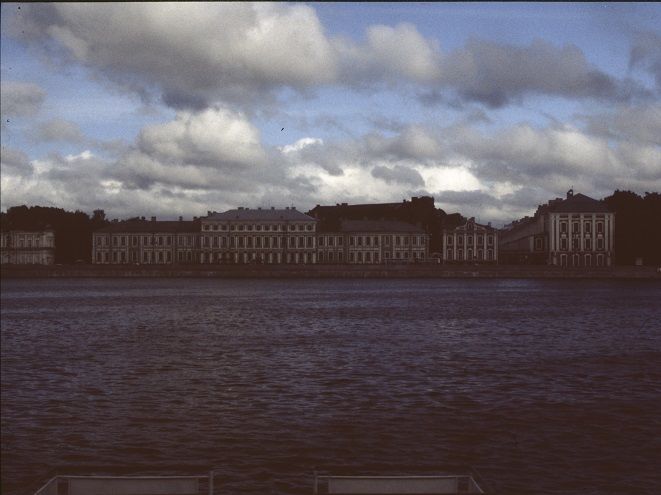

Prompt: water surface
[2,278,660,494]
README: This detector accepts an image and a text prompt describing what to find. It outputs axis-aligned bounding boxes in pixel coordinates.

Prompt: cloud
[0,81,46,118]
[12,3,338,110]
[578,103,661,146]
[629,30,661,90]
[439,38,647,107]
[32,118,87,143]
[9,4,650,111]
[1,146,34,177]
[115,107,267,189]
[371,164,425,187]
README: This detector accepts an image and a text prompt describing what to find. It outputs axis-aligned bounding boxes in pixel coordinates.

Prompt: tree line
[1,190,660,265]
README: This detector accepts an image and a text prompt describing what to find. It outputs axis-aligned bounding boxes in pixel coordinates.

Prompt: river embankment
[2,263,660,279]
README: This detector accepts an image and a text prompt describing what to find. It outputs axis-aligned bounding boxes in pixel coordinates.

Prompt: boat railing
[34,472,214,495]
[313,472,485,494]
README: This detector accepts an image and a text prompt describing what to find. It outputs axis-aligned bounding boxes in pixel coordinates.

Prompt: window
[447,236,453,245]
[572,222,579,233]
[584,222,591,234]
[319,237,325,247]
[560,222,568,234]
[597,238,604,250]
[585,238,592,250]
[597,222,604,234]
[535,238,543,250]
[458,236,463,246]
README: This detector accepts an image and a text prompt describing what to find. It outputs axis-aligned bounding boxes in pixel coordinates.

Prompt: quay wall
[2,264,660,279]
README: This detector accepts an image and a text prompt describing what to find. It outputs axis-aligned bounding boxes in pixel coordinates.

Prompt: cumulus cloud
[9,4,650,110]
[0,81,46,118]
[114,107,267,190]
[578,103,661,146]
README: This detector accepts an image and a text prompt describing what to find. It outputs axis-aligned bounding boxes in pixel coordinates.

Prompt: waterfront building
[92,217,199,265]
[200,207,317,264]
[308,196,458,256]
[0,228,55,265]
[499,190,614,267]
[442,217,498,264]
[317,220,429,264]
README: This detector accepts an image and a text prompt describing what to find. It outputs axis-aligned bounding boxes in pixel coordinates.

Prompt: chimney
[567,188,574,199]
[271,207,275,210]
[179,216,183,222]
[207,210,212,216]
[151,216,156,222]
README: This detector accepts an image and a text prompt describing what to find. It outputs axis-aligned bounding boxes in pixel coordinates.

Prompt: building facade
[0,229,55,265]
[442,217,498,264]
[317,220,429,264]
[200,207,317,264]
[499,190,614,267]
[92,217,199,264]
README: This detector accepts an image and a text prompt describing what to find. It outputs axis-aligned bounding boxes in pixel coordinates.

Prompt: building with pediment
[442,217,498,263]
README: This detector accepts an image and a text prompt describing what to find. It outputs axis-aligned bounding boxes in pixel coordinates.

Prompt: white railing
[313,473,484,494]
[34,473,214,495]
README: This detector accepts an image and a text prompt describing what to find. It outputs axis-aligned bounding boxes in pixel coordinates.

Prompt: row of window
[558,238,606,251]
[200,235,315,249]
[96,235,196,247]
[200,252,314,264]
[202,223,314,232]
[445,235,495,246]
[558,253,607,267]
[445,249,495,261]
[346,235,425,247]
[559,221,605,235]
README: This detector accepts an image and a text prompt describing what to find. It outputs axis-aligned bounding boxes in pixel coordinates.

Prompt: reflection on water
[2,278,661,494]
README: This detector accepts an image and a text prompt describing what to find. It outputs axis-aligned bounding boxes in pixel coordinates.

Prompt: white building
[442,217,498,264]
[499,190,614,267]
[0,229,55,265]
[200,207,317,264]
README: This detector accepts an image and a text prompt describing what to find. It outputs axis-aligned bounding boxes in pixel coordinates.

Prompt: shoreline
[2,264,660,279]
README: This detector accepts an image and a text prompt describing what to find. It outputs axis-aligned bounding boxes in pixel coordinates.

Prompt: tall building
[499,190,614,267]
[200,207,317,264]
[442,217,498,264]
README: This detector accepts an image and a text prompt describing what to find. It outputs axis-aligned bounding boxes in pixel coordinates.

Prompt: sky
[1,2,660,226]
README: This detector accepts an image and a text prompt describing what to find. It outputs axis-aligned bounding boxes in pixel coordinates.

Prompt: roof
[446,217,496,233]
[95,219,199,233]
[546,193,611,213]
[206,207,316,222]
[336,220,425,233]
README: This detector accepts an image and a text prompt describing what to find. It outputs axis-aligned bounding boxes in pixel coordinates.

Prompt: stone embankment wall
[2,264,660,279]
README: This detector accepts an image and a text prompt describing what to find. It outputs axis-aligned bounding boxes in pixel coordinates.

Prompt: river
[2,278,660,494]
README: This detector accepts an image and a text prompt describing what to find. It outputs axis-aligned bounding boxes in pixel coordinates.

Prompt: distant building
[308,196,458,256]
[442,217,498,264]
[0,228,55,265]
[201,207,317,264]
[317,220,429,264]
[499,190,614,267]
[92,217,199,264]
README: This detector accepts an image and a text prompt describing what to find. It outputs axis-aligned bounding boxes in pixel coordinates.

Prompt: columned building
[317,220,429,264]
[200,207,317,264]
[442,217,498,264]
[92,217,199,264]
[499,190,614,267]
[0,229,55,265]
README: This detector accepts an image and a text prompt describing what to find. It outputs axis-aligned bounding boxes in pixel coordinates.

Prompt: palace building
[499,190,614,267]
[200,207,317,264]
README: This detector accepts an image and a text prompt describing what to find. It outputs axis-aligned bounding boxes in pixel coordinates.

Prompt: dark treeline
[0,206,108,263]
[604,190,661,265]
[1,190,660,265]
